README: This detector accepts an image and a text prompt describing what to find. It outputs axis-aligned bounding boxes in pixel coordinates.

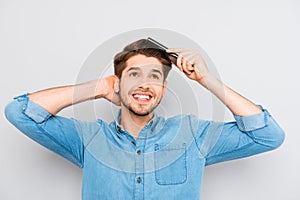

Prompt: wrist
[196,73,215,89]
[89,79,106,99]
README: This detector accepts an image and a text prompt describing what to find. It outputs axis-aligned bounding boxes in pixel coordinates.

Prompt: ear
[114,78,120,93]
[162,80,167,96]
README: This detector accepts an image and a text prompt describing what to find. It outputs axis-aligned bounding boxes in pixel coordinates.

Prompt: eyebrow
[126,67,141,72]
[126,67,163,76]
[151,69,163,76]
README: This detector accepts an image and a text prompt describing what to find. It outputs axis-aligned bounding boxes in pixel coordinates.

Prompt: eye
[150,74,160,80]
[129,72,139,77]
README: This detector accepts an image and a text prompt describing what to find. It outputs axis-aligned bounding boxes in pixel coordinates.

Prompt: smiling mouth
[132,93,153,103]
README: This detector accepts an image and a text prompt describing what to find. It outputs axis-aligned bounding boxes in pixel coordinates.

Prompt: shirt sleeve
[4,94,101,168]
[191,106,285,166]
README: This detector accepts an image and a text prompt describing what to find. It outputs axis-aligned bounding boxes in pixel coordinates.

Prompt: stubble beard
[119,89,161,117]
[120,96,161,117]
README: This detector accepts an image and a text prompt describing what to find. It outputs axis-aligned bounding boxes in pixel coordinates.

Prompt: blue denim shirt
[5,94,285,200]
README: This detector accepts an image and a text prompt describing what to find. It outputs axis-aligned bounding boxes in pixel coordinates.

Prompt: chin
[129,107,153,117]
[120,97,160,117]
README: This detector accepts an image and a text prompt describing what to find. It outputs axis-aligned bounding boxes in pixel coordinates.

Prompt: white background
[0,0,299,199]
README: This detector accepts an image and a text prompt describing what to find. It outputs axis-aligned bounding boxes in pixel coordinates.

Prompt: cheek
[119,83,134,99]
[154,86,165,97]
[121,78,139,89]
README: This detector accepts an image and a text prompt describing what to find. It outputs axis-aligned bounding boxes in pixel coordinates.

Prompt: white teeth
[133,94,150,99]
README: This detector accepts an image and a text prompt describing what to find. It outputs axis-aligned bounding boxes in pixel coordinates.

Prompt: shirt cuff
[233,105,268,132]
[14,94,52,123]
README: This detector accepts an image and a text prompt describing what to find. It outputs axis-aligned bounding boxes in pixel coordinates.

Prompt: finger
[167,49,195,65]
[178,50,193,56]
[166,48,185,53]
[181,57,191,75]
[180,51,195,66]
[173,55,192,69]
[176,54,183,71]
[182,57,187,72]
[186,61,194,72]
[185,54,198,66]
[185,59,195,74]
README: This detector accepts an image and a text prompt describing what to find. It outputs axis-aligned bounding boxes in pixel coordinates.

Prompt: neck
[120,108,154,139]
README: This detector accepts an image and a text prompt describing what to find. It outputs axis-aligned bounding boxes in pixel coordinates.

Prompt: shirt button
[137,177,141,183]
[137,150,141,155]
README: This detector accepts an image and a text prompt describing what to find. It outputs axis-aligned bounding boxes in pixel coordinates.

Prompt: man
[5,39,285,199]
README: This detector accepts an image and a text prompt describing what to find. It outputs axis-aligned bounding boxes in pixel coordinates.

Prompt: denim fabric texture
[5,94,285,200]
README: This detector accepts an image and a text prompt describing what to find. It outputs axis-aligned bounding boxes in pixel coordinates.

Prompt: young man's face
[118,54,167,116]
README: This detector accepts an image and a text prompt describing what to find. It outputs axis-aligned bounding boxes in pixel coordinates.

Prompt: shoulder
[164,114,204,124]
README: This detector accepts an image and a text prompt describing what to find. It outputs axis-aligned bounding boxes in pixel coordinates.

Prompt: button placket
[134,139,145,199]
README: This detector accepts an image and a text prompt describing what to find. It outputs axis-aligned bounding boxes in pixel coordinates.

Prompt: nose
[134,75,150,88]
[137,79,150,89]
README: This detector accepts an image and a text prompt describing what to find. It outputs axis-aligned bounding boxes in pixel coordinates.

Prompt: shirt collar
[113,109,164,138]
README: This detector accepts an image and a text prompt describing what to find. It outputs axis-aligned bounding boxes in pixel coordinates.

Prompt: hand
[166,48,210,84]
[96,75,121,106]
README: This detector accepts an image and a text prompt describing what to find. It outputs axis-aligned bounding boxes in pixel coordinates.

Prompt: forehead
[125,54,163,71]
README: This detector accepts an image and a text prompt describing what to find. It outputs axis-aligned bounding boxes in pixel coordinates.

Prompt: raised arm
[167,48,285,164]
[166,48,261,116]
[5,75,120,167]
[28,75,120,115]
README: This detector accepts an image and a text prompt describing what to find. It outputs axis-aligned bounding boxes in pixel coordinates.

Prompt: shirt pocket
[154,143,187,185]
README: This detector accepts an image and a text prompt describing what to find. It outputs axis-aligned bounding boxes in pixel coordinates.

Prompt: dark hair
[113,39,172,80]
